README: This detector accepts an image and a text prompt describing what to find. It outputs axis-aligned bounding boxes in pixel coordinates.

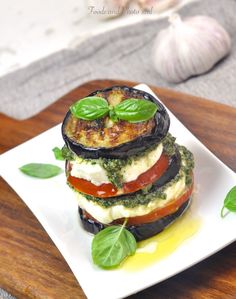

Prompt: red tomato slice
[68,176,118,197]
[67,153,169,198]
[120,182,194,225]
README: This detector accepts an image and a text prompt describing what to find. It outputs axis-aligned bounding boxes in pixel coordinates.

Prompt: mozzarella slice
[70,143,163,186]
[75,175,186,224]
[70,161,108,186]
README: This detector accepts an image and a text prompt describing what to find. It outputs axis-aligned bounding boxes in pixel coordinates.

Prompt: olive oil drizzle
[122,211,201,271]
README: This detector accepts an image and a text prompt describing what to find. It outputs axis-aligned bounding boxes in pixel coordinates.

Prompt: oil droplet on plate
[122,212,201,271]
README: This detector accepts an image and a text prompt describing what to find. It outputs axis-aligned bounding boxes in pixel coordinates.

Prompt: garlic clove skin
[152,14,231,83]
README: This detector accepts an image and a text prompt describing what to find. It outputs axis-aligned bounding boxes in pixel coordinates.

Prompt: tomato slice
[68,176,118,197]
[121,182,194,225]
[67,153,169,198]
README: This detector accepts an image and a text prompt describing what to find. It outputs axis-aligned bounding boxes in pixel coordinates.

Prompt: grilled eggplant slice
[78,198,191,241]
[62,86,170,159]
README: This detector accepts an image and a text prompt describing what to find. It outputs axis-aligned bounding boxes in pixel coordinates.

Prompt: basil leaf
[221,186,236,217]
[114,98,158,123]
[92,224,137,269]
[52,145,74,161]
[19,163,63,178]
[70,96,109,120]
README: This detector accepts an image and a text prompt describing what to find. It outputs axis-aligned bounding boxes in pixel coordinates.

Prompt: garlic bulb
[152,14,231,83]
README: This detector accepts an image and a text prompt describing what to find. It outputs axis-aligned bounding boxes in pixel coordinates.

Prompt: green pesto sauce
[162,133,176,156]
[99,158,127,189]
[69,144,194,208]
[62,144,75,161]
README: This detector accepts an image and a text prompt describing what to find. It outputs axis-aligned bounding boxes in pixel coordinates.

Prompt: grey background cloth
[0,0,235,120]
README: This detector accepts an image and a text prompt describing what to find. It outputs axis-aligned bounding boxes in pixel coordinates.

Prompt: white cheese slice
[70,143,163,186]
[70,160,108,186]
[75,175,186,224]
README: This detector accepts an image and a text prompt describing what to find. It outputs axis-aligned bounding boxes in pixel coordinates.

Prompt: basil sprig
[221,186,236,218]
[92,221,137,269]
[19,163,63,178]
[70,96,158,123]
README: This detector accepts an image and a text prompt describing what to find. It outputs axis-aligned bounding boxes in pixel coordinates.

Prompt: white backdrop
[0,0,194,77]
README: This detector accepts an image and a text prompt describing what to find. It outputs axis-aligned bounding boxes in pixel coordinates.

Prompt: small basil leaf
[52,145,74,161]
[114,98,158,123]
[221,186,236,217]
[92,225,137,269]
[19,163,63,178]
[70,96,109,120]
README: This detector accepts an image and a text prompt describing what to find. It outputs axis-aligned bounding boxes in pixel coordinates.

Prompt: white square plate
[0,85,235,299]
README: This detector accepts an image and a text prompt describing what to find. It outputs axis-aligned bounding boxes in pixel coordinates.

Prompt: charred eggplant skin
[78,198,191,241]
[62,86,170,159]
[151,147,181,190]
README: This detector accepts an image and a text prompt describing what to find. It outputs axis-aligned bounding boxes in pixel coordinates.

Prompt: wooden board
[0,79,235,299]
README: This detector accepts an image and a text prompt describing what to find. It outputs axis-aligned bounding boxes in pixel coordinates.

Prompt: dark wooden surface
[0,79,235,299]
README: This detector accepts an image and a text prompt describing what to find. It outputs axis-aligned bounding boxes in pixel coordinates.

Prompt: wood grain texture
[0,79,235,299]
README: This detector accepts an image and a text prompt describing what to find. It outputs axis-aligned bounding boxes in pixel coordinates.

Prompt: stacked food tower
[62,86,194,241]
